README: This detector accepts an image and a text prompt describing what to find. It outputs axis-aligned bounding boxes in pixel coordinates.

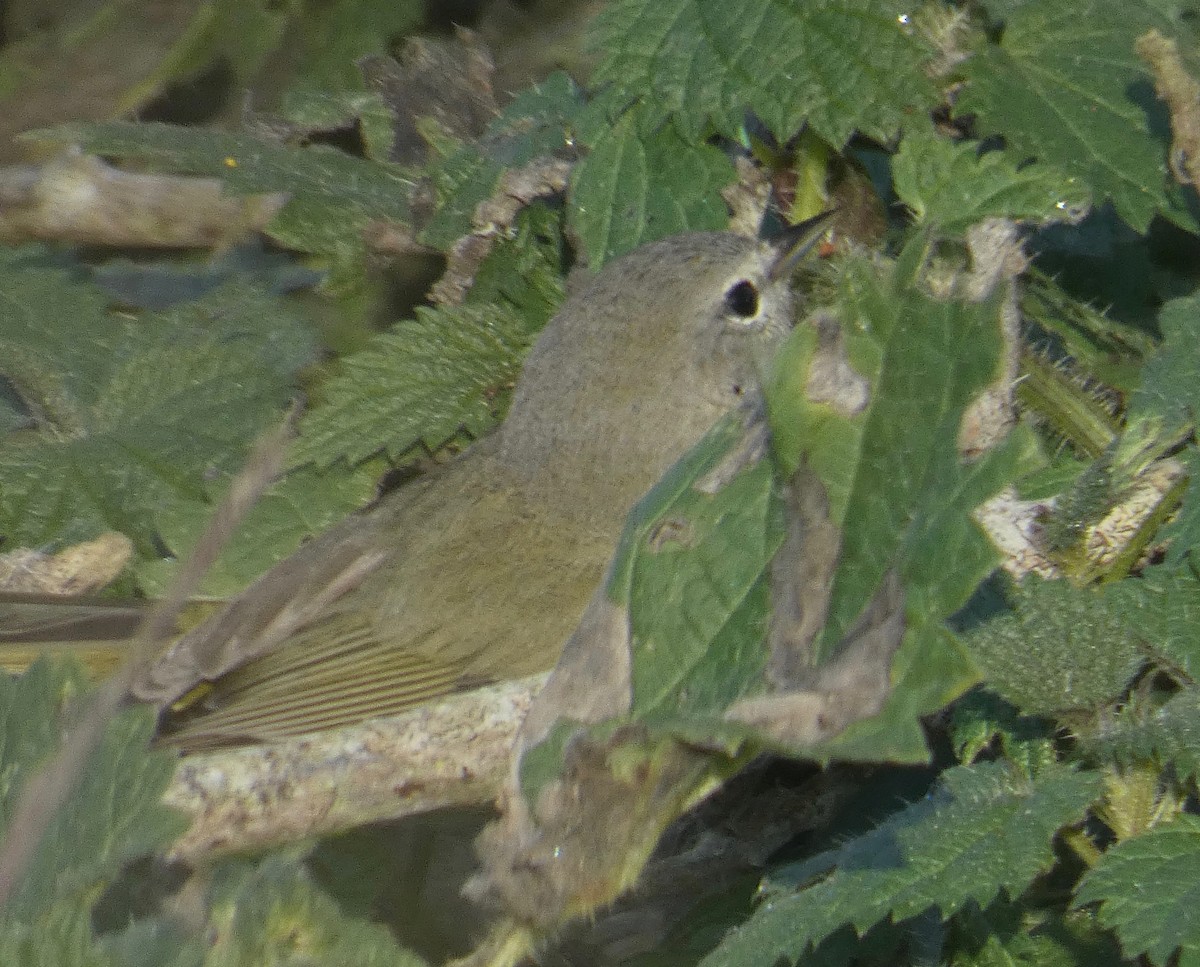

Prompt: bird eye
[724,279,759,319]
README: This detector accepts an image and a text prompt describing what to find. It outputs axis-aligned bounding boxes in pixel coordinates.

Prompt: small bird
[3,216,832,751]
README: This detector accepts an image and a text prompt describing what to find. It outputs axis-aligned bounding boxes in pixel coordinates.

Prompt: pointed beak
[767,209,837,282]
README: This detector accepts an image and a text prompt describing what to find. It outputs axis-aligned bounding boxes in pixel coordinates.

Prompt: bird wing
[158,455,613,750]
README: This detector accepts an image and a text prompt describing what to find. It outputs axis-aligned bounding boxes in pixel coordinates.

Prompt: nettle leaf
[206,854,427,966]
[278,88,399,163]
[0,262,313,558]
[1129,293,1200,563]
[1108,565,1200,679]
[1128,291,1200,434]
[956,0,1197,233]
[99,917,204,967]
[962,577,1147,716]
[586,0,740,140]
[703,762,1101,967]
[949,901,1125,967]
[0,901,115,967]
[569,105,736,267]
[1165,447,1200,568]
[771,252,1002,649]
[0,660,187,924]
[695,0,936,146]
[893,128,1091,233]
[272,0,423,97]
[1075,813,1200,967]
[588,0,937,146]
[417,73,584,250]
[460,203,569,323]
[1090,687,1200,785]
[1128,291,1200,568]
[0,248,120,432]
[948,688,1059,776]
[293,302,536,469]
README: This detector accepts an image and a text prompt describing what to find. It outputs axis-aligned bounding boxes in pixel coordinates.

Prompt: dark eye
[724,279,759,319]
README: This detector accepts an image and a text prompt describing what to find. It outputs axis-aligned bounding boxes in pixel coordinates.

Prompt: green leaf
[44,121,412,225]
[0,901,115,967]
[697,0,937,146]
[206,854,427,967]
[956,0,1196,233]
[147,0,290,90]
[588,0,937,146]
[274,0,423,96]
[460,202,569,322]
[962,577,1147,716]
[0,661,187,923]
[703,762,1102,967]
[0,248,122,431]
[770,251,1005,652]
[948,688,1059,777]
[1089,687,1200,785]
[893,128,1091,233]
[608,416,782,721]
[948,902,1125,967]
[277,88,399,162]
[98,917,204,967]
[1164,447,1200,567]
[1128,291,1200,458]
[1131,291,1200,420]
[1075,813,1200,967]
[586,0,738,140]
[293,299,542,469]
[1109,565,1200,679]
[569,106,736,267]
[0,266,313,559]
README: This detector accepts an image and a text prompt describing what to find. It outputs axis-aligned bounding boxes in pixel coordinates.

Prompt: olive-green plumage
[4,221,830,750]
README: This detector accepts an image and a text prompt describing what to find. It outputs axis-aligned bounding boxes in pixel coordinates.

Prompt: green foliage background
[3,0,1200,965]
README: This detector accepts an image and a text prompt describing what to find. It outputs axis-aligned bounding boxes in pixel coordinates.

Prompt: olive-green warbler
[0,215,831,751]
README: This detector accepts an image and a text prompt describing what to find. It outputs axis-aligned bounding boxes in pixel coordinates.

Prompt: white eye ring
[723,279,760,321]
